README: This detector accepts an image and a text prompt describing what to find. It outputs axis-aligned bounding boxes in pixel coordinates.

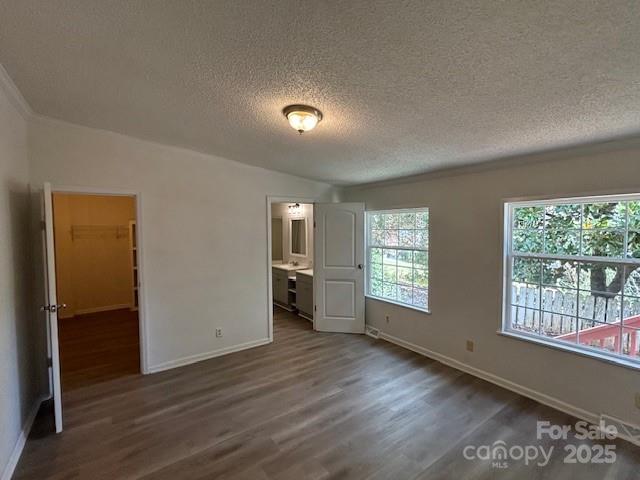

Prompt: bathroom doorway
[51,192,141,391]
[267,199,315,339]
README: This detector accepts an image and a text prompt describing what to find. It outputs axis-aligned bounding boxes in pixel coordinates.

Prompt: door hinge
[40,220,46,230]
[47,357,53,368]
[314,305,317,312]
[313,221,316,228]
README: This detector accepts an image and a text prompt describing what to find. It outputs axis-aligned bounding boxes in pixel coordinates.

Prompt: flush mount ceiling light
[282,104,323,134]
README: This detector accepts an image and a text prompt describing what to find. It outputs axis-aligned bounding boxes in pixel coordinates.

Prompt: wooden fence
[511,283,640,336]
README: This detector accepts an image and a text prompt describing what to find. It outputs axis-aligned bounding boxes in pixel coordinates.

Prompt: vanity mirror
[290,218,307,256]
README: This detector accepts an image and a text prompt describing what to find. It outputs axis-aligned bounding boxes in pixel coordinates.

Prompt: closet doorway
[51,192,141,391]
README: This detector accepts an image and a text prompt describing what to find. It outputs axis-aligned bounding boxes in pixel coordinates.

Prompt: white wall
[0,72,41,478]
[271,202,314,266]
[28,116,336,372]
[343,142,640,427]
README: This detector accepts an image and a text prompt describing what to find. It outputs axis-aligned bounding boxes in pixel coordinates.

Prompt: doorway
[268,200,316,339]
[51,193,141,391]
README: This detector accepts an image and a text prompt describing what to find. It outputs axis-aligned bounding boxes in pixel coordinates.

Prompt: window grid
[505,195,640,366]
[366,208,429,312]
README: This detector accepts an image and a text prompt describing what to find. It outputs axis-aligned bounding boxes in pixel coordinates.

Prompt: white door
[42,183,63,432]
[314,203,365,333]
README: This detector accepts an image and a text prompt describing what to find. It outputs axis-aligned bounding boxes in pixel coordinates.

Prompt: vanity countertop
[272,263,308,272]
[297,268,313,277]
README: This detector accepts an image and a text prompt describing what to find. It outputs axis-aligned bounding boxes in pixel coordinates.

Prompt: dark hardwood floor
[15,308,640,479]
[59,309,140,391]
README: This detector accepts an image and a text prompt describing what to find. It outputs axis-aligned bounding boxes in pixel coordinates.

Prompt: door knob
[357,264,363,270]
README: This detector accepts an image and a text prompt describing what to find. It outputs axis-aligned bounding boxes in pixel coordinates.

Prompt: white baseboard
[73,304,132,316]
[1,394,47,480]
[378,331,600,425]
[147,338,272,374]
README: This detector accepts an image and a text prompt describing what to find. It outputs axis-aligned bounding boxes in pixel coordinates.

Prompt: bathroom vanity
[272,264,313,321]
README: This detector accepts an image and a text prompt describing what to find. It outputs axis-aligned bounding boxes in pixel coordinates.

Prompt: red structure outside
[556,315,640,357]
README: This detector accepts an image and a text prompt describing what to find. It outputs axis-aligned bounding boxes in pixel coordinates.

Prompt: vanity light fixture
[288,203,303,216]
[282,104,323,134]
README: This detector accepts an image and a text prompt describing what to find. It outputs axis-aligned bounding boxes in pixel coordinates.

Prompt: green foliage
[512,200,639,296]
[582,202,625,229]
[513,206,543,229]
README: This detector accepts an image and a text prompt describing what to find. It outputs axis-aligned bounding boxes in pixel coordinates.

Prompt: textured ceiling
[1,1,639,185]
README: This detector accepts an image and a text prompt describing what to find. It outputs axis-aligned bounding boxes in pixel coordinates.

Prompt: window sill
[365,295,431,315]
[497,329,640,372]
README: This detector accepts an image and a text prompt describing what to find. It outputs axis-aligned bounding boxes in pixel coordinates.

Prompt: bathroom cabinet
[296,270,313,321]
[272,267,292,310]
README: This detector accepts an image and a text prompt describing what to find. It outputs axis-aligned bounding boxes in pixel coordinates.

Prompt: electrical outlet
[215,328,223,338]
[635,393,640,410]
[466,340,474,352]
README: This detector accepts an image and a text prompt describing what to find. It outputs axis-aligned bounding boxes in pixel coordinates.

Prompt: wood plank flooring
[15,308,640,479]
[59,309,140,391]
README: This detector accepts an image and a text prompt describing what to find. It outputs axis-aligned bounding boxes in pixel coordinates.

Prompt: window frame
[502,192,640,370]
[365,207,431,314]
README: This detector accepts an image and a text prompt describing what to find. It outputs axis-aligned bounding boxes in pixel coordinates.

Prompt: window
[503,195,640,366]
[366,208,429,311]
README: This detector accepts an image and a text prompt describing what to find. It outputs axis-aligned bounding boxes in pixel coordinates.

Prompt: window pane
[583,202,626,229]
[628,201,640,230]
[582,230,624,257]
[624,267,640,297]
[579,262,623,293]
[370,213,385,230]
[413,288,428,308]
[398,285,413,304]
[544,229,580,255]
[382,283,397,300]
[545,204,581,229]
[399,229,414,247]
[578,319,621,354]
[384,230,398,246]
[415,230,428,249]
[413,250,428,269]
[578,292,622,324]
[513,206,544,229]
[513,230,543,253]
[413,268,428,289]
[510,306,540,334]
[383,249,397,265]
[399,213,415,229]
[371,229,384,246]
[383,265,397,283]
[416,212,429,229]
[384,214,399,229]
[513,257,541,285]
[628,230,640,258]
[542,287,577,316]
[370,263,383,280]
[623,296,640,320]
[541,309,577,338]
[370,278,383,296]
[397,266,413,286]
[542,260,578,288]
[370,247,383,264]
[621,327,640,359]
[511,283,540,308]
[397,250,412,266]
